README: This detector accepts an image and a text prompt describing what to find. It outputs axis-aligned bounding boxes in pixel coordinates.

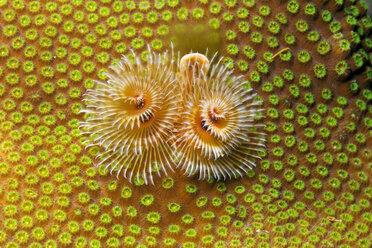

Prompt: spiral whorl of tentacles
[81,50,181,184]
[82,50,265,183]
[174,54,266,180]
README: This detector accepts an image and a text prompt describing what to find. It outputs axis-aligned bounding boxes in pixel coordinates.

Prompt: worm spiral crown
[82,51,181,184]
[174,54,266,180]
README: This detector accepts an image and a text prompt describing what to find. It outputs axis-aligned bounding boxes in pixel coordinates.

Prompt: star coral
[0,0,371,247]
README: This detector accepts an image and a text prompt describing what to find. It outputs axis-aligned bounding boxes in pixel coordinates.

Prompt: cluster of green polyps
[0,0,371,247]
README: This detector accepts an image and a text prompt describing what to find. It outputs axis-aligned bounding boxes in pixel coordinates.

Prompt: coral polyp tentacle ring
[81,50,265,183]
[175,53,266,181]
[81,50,181,184]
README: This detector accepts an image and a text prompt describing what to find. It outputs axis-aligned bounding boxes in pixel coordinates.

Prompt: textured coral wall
[0,0,371,248]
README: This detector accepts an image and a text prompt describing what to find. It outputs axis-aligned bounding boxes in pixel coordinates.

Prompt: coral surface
[0,0,371,247]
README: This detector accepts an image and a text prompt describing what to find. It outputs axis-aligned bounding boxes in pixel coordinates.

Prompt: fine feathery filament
[81,50,266,183]
[174,54,266,180]
[81,50,181,185]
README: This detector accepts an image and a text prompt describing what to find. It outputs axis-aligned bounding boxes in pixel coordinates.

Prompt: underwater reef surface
[0,0,371,247]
